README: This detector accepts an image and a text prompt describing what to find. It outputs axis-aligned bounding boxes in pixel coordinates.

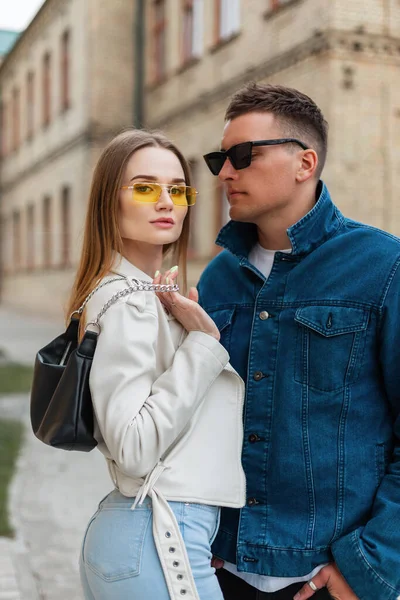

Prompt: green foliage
[0,363,33,394]
[0,419,24,536]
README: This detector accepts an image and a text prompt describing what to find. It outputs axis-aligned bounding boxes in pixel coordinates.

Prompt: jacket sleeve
[332,258,400,600]
[89,298,229,479]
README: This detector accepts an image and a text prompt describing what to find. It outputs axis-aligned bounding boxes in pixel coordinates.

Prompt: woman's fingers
[154,267,181,309]
[188,287,198,303]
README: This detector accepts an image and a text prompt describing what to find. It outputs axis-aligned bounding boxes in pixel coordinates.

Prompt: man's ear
[296,149,318,182]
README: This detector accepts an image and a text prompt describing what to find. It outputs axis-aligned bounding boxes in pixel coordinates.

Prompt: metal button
[173,561,180,567]
[177,574,183,580]
[248,433,261,443]
[253,371,264,381]
[165,531,172,538]
[259,311,269,320]
[169,547,176,553]
[247,497,260,506]
[180,590,187,595]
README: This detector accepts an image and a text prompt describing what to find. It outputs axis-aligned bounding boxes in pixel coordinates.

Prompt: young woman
[66,129,245,600]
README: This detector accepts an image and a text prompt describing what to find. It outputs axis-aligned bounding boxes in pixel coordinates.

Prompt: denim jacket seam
[289,197,342,233]
[238,541,331,551]
[331,386,350,541]
[205,300,380,313]
[301,382,317,548]
[295,319,367,337]
[378,255,400,309]
[376,256,400,335]
[351,530,399,593]
[216,244,244,263]
[289,208,345,255]
[346,220,400,245]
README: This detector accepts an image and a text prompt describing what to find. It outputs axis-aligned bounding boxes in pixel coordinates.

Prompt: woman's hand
[153,267,220,341]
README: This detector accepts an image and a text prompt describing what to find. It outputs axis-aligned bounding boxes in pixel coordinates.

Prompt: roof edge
[0,0,50,75]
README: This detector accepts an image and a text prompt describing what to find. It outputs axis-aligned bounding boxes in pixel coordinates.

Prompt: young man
[198,83,400,600]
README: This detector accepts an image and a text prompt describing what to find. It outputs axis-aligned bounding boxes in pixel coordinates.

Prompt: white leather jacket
[86,256,246,600]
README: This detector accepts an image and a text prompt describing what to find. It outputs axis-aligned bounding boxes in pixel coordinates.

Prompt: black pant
[216,568,333,600]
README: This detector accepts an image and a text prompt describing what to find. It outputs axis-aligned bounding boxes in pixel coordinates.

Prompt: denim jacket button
[259,311,269,320]
[249,433,261,443]
[247,497,260,506]
[253,371,264,381]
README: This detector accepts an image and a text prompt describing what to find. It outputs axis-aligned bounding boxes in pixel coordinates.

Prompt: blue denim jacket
[198,182,400,600]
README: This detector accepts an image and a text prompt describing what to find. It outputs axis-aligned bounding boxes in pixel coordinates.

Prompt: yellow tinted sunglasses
[121,182,197,206]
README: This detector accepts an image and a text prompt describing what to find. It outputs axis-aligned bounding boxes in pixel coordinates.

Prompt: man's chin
[229,207,254,223]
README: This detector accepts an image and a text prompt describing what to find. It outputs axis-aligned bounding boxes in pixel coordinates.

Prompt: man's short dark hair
[225,82,329,178]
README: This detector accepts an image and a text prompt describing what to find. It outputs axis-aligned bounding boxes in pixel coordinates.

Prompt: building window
[0,101,6,157]
[12,86,20,151]
[42,52,51,127]
[60,30,70,112]
[214,0,240,43]
[153,0,166,81]
[43,195,52,267]
[270,0,292,8]
[27,204,35,270]
[26,71,35,140]
[12,210,21,269]
[182,0,203,64]
[61,186,71,267]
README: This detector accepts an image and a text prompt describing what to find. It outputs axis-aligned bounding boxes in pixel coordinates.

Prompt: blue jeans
[79,489,223,600]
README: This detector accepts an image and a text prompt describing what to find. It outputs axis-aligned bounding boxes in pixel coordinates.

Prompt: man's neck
[256,187,317,251]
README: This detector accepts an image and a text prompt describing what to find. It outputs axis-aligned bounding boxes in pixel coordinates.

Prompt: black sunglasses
[203,138,309,176]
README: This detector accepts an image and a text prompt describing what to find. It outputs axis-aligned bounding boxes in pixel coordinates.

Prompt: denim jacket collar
[216,181,344,259]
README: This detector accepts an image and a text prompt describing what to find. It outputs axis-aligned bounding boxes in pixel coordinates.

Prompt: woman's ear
[296,149,318,183]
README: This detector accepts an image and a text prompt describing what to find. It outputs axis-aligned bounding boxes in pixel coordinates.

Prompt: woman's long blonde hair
[66,129,192,324]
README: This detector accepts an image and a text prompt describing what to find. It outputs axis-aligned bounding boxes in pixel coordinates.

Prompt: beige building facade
[145,0,400,279]
[0,0,136,317]
[1,0,400,316]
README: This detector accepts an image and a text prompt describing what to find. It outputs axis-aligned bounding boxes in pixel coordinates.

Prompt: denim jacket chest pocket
[208,308,235,352]
[294,305,369,392]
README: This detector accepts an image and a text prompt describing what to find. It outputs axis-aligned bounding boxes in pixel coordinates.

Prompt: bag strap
[81,276,178,333]
[75,275,127,317]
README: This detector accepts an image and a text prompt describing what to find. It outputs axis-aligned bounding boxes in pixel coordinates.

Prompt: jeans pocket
[82,505,152,581]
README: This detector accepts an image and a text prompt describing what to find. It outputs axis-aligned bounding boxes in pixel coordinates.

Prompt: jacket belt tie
[131,462,200,600]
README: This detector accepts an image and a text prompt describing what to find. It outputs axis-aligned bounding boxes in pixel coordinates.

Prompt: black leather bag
[30,318,99,451]
[30,276,178,451]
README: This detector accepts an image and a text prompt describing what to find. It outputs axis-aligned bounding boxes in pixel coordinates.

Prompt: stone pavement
[0,305,63,367]
[0,308,112,599]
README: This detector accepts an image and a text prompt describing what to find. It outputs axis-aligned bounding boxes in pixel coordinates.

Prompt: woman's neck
[121,239,163,278]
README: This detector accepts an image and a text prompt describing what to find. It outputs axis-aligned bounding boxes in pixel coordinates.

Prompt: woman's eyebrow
[129,175,186,184]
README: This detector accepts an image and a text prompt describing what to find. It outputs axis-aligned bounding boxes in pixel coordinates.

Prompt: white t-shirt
[223,243,327,593]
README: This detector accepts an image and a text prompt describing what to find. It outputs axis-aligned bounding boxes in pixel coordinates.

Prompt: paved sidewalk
[0,307,111,599]
[1,395,111,600]
[0,305,62,366]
